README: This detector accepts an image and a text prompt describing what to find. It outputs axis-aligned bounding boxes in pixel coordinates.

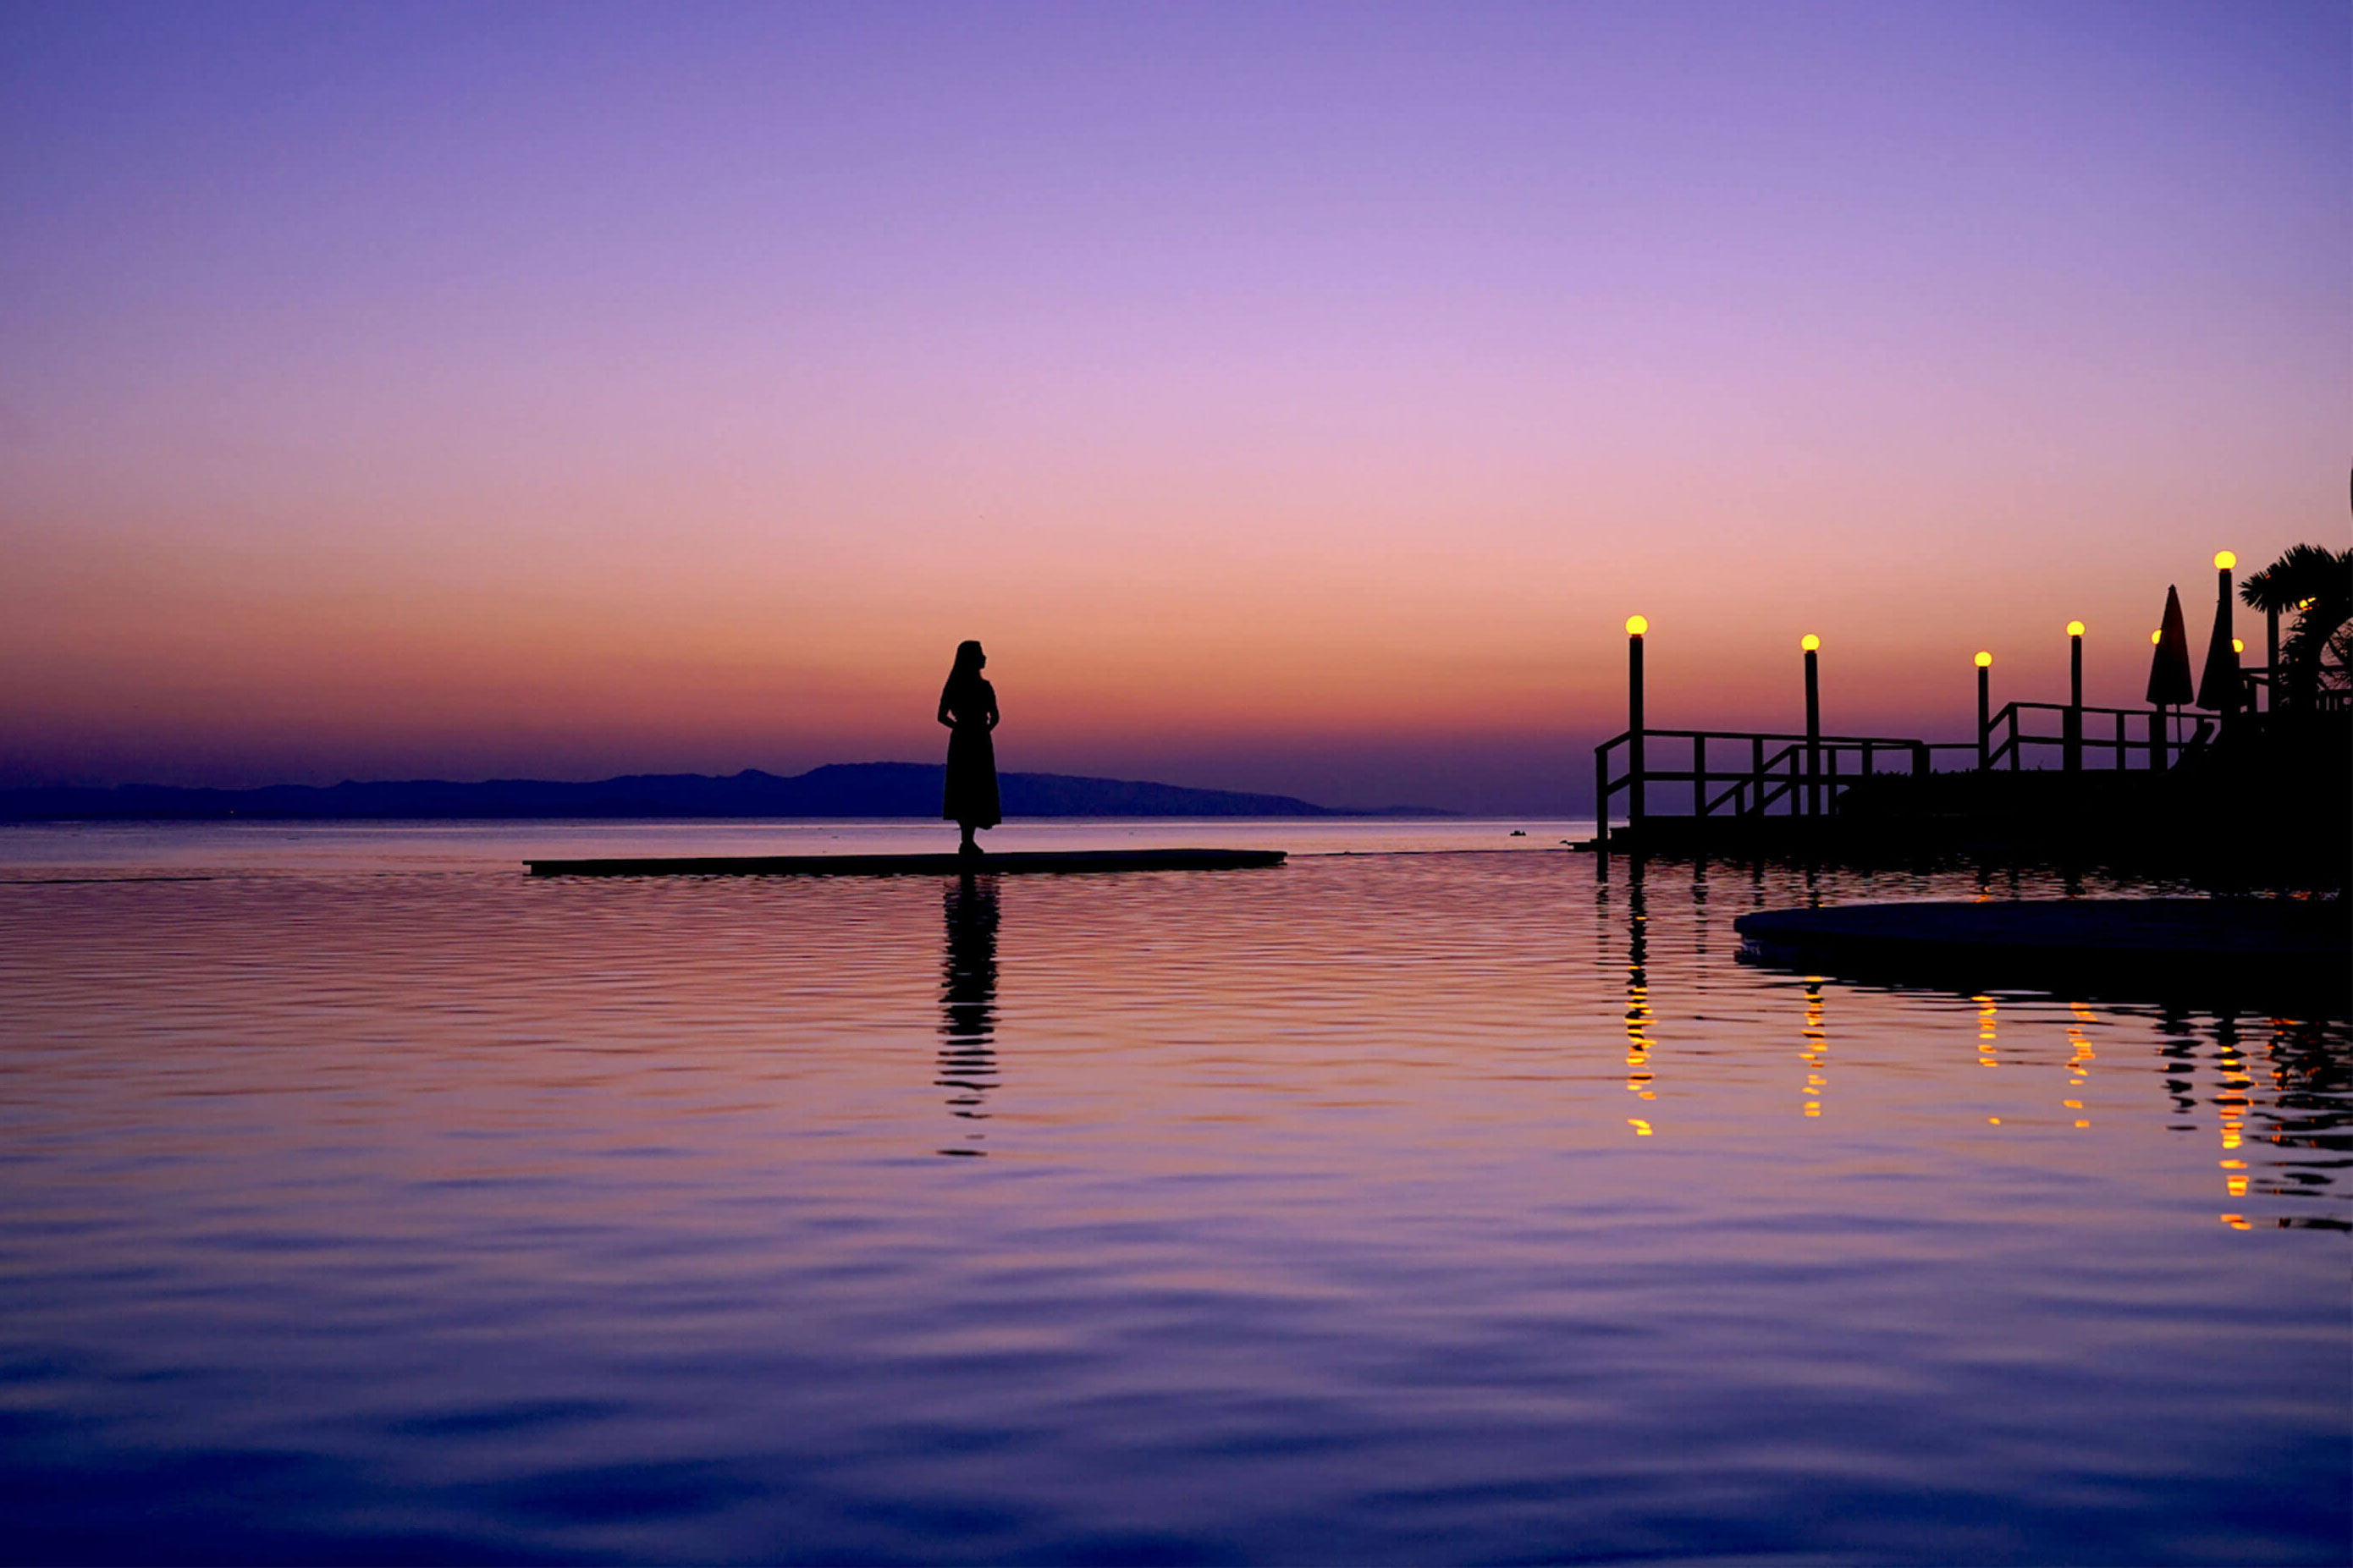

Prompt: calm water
[1,823,2345,1564]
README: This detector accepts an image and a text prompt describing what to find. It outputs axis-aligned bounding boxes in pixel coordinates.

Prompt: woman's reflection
[938,873,1000,1156]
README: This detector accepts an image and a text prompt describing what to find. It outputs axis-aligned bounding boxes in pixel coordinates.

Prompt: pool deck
[1735,898,2348,1009]
[527,848,1287,878]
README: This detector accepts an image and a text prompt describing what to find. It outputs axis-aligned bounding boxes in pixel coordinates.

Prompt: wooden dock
[527,848,1287,878]
[1593,610,2345,883]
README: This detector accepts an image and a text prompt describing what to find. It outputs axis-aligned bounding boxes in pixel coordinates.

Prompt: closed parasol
[2147,585,2193,706]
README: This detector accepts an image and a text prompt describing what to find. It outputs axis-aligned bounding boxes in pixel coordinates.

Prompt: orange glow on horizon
[0,3,2339,812]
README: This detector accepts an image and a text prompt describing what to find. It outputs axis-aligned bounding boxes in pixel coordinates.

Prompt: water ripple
[0,844,2345,1562]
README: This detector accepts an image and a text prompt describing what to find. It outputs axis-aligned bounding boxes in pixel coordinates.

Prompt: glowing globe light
[2067,620,2086,638]
[2214,550,2236,570]
[2233,638,2244,653]
[1974,652,1992,668]
[2151,630,2162,645]
[1625,615,1648,636]
[1800,634,1820,652]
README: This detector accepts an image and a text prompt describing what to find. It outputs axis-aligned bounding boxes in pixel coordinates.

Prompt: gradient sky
[3,1,2345,811]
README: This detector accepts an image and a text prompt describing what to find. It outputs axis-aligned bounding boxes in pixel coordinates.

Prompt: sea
[1,819,2345,1564]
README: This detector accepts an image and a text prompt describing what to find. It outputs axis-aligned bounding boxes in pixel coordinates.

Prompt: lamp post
[1801,635,1821,817]
[2150,629,2164,769]
[2198,551,2240,719]
[2064,620,2085,773]
[1626,616,1646,834]
[1975,652,1992,771]
[2218,552,2240,718]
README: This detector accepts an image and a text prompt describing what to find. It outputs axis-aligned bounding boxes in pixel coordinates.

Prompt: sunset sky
[3,1,2344,811]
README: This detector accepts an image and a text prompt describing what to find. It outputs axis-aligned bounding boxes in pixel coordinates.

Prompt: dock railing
[1594,700,2233,848]
[1984,701,2170,773]
[1591,581,2334,850]
[1595,729,1978,846]
[2244,667,2350,714]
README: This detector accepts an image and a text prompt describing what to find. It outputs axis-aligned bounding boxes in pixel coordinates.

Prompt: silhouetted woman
[938,640,1000,856]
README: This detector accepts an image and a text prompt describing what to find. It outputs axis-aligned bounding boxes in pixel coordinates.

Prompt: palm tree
[2240,543,2352,709]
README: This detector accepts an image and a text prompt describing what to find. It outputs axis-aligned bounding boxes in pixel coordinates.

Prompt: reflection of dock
[528,848,1286,877]
[1735,899,2349,1011]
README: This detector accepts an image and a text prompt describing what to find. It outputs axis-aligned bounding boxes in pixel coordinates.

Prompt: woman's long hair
[943,640,987,707]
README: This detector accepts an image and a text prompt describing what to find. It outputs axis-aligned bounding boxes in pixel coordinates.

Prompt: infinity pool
[1,825,2344,1562]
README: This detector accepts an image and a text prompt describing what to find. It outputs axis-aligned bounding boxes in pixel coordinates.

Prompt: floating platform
[526,848,1287,878]
[1734,899,2348,1011]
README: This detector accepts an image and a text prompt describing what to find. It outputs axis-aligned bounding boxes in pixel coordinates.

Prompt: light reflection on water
[0,831,2345,1564]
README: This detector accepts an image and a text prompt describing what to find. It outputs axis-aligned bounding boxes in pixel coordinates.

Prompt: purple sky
[3,2,2345,811]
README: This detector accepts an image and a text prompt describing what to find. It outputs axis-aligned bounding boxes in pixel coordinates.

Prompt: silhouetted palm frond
[2240,542,2345,613]
[2323,620,2353,693]
[2251,545,2353,705]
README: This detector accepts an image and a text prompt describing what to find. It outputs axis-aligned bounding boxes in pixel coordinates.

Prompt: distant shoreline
[0,762,1455,823]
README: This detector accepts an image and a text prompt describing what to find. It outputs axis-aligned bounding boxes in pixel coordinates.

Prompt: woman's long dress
[941,678,1000,828]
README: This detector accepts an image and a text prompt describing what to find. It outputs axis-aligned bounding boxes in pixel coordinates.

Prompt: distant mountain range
[0,763,1450,822]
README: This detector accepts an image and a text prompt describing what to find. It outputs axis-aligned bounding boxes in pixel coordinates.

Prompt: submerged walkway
[1735,898,2348,1010]
[527,848,1287,878]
